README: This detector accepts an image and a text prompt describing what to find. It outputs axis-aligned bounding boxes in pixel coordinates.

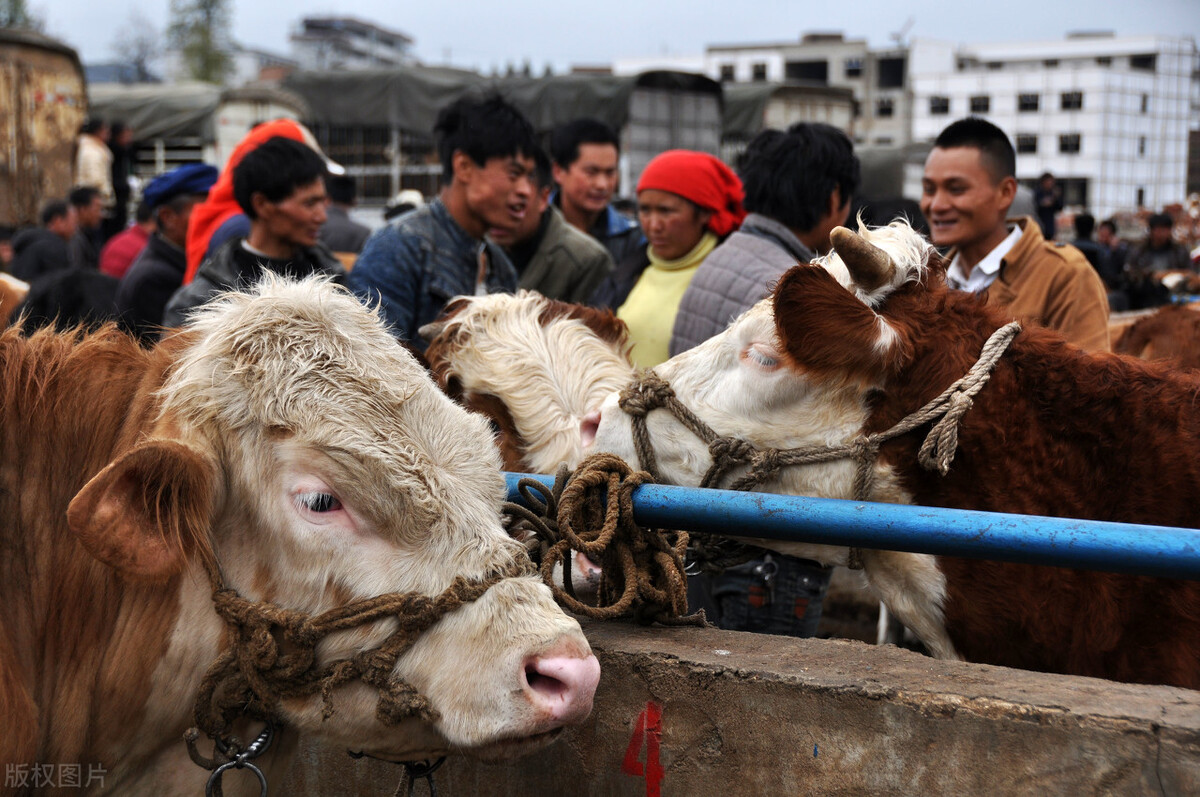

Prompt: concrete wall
[285,622,1200,795]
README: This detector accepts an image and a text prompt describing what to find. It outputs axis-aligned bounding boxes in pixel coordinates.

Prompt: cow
[420,290,635,475]
[1112,303,1200,369]
[1,277,600,795]
[589,220,1200,689]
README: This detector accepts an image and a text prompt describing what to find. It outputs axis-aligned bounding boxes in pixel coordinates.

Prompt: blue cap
[142,163,218,209]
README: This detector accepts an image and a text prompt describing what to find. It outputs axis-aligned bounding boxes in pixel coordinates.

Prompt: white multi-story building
[290,17,416,71]
[910,34,1197,217]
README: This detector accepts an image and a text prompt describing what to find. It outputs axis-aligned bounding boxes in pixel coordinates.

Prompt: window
[1130,53,1157,71]
[985,61,1004,71]
[1060,91,1083,111]
[1136,187,1145,207]
[929,96,950,115]
[844,57,863,78]
[877,57,906,88]
[1096,56,1112,67]
[970,95,990,113]
[1016,134,1038,154]
[719,64,735,82]
[1141,94,1149,113]
[1138,136,1146,156]
[1043,59,1059,68]
[874,136,894,146]
[876,97,894,118]
[1058,133,1081,154]
[1018,93,1040,112]
[785,59,828,84]
[751,62,768,82]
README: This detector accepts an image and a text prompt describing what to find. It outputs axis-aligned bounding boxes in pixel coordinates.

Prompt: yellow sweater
[618,233,717,369]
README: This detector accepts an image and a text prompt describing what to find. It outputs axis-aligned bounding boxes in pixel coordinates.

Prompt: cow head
[421,291,634,474]
[588,221,942,556]
[67,277,599,762]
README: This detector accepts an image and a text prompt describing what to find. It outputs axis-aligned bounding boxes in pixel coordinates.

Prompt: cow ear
[773,263,900,384]
[67,439,216,581]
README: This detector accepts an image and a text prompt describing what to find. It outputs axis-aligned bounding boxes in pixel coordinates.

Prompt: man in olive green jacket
[921,117,1109,352]
[490,148,613,305]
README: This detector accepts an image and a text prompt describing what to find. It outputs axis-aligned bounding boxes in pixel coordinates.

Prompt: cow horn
[418,320,446,342]
[831,226,896,292]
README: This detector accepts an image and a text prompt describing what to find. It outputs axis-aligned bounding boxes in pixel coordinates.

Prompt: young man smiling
[162,137,344,329]
[920,117,1109,352]
[348,94,538,350]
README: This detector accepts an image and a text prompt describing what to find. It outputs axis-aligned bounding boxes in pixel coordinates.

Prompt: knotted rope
[504,453,701,626]
[618,322,1022,568]
[185,555,530,772]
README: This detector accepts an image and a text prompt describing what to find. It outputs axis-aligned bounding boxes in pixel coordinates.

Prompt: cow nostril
[580,410,601,448]
[525,664,569,698]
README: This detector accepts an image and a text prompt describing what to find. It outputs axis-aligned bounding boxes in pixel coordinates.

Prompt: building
[910,33,1198,218]
[290,16,416,71]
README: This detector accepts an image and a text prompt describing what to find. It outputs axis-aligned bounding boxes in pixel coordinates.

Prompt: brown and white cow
[0,277,600,794]
[590,220,1200,689]
[421,290,635,476]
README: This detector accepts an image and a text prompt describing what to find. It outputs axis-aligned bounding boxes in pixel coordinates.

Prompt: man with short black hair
[117,164,218,340]
[68,186,104,270]
[163,137,344,328]
[488,146,614,304]
[921,117,1109,351]
[10,201,76,282]
[671,122,859,355]
[320,174,371,255]
[347,94,537,349]
[549,118,642,266]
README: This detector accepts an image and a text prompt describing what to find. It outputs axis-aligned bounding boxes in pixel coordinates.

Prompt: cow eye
[746,345,778,369]
[296,492,342,513]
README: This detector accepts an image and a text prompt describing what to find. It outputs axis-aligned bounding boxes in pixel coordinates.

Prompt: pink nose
[522,643,601,725]
[580,410,601,449]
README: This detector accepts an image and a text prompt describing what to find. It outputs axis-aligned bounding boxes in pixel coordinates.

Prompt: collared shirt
[946,225,1023,293]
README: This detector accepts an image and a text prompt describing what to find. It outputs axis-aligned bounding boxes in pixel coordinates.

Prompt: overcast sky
[34,0,1200,72]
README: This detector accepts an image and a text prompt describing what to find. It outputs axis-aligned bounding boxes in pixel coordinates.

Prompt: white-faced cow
[0,277,600,794]
[421,290,635,475]
[590,220,1200,689]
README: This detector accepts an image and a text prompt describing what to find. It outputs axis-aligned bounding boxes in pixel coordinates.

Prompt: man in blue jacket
[348,95,539,350]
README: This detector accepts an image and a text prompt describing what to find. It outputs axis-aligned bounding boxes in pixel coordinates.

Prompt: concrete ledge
[285,622,1200,795]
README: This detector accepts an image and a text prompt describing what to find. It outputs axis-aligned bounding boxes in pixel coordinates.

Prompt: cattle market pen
[285,476,1200,795]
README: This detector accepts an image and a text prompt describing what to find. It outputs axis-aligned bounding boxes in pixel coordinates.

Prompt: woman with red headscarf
[590,149,744,368]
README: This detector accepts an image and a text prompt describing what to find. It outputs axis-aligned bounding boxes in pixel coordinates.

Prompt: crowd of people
[2,99,1198,640]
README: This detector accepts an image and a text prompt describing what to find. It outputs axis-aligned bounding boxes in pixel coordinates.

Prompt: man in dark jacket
[67,186,105,270]
[319,174,372,255]
[488,146,613,304]
[116,163,218,341]
[163,137,344,329]
[347,94,537,350]
[10,200,76,282]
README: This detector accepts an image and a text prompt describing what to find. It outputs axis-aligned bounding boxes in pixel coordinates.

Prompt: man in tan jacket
[921,117,1109,352]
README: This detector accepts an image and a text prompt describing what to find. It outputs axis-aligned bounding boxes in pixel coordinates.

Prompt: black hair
[80,117,106,136]
[549,117,619,169]
[530,145,553,191]
[1147,212,1173,229]
[0,224,15,242]
[1074,212,1095,239]
[326,174,357,205]
[1099,218,1118,235]
[738,123,860,232]
[68,186,100,208]
[232,137,328,219]
[110,121,128,139]
[134,199,153,224]
[434,93,538,184]
[932,117,1016,183]
[41,200,70,226]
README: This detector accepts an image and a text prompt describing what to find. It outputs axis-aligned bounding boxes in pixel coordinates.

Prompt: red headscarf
[183,119,310,284]
[636,150,746,237]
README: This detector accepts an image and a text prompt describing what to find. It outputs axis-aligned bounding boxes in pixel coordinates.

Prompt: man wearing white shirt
[921,117,1109,352]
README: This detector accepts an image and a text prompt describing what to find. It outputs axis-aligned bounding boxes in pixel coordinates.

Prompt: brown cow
[591,221,1200,688]
[1113,303,1200,368]
[1,277,599,794]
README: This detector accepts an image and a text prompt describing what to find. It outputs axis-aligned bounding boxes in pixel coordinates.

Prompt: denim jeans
[697,554,833,638]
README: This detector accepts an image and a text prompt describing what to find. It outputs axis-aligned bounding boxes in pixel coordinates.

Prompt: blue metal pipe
[505,472,1200,581]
